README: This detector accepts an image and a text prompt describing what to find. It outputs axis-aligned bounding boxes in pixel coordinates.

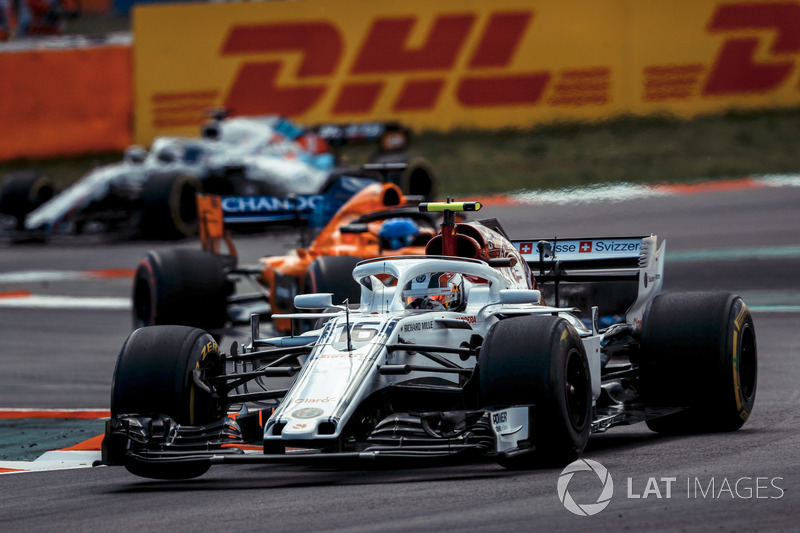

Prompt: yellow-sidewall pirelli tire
[479,315,592,469]
[109,325,225,479]
[139,172,201,239]
[640,292,757,433]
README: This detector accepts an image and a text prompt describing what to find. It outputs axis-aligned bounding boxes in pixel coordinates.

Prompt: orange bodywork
[260,183,434,331]
[198,183,434,333]
[197,193,237,257]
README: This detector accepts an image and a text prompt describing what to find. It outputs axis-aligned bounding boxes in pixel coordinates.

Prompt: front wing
[102,406,535,468]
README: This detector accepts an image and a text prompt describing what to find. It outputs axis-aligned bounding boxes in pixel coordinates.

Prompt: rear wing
[219,161,424,228]
[513,236,666,331]
[219,176,374,228]
[513,237,647,282]
[312,122,410,152]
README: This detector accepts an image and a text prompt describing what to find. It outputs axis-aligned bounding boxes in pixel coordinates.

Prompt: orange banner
[132,0,800,145]
[0,44,131,161]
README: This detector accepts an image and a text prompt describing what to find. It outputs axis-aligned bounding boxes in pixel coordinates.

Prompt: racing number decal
[704,2,800,95]
[335,323,378,344]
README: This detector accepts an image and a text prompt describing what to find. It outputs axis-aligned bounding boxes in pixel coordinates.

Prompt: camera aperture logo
[557,459,614,516]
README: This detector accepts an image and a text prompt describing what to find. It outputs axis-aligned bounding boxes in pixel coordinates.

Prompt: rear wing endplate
[197,193,237,257]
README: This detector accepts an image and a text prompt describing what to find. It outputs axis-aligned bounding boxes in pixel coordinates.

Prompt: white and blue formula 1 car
[101,201,757,479]
[0,113,436,241]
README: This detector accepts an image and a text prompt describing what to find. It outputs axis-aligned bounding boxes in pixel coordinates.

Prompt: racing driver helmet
[403,272,465,311]
[378,218,422,251]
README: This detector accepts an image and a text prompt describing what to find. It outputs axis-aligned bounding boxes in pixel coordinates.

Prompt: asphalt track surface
[1,184,799,532]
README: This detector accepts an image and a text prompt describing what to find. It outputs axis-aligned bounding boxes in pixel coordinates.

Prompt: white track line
[0,270,132,283]
[0,451,102,474]
[507,174,800,205]
[0,295,130,310]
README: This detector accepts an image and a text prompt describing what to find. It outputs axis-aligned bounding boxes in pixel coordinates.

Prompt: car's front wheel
[109,326,225,479]
[479,315,592,468]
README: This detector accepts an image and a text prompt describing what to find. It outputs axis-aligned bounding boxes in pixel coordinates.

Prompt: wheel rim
[565,348,589,428]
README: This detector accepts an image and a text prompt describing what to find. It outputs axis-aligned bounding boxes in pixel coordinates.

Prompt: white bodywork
[262,255,608,445]
[23,116,332,232]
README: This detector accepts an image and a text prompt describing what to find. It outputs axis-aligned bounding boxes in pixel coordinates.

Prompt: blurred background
[2,0,800,195]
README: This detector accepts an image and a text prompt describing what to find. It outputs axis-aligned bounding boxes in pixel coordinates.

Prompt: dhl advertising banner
[132,0,800,144]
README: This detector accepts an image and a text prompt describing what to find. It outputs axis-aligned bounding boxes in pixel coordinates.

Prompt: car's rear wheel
[0,171,55,229]
[302,255,363,303]
[640,292,757,433]
[139,172,201,239]
[109,326,225,479]
[367,153,438,200]
[297,255,362,331]
[479,315,592,468]
[133,248,230,331]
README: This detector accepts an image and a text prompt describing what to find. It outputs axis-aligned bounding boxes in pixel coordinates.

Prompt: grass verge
[3,108,800,196]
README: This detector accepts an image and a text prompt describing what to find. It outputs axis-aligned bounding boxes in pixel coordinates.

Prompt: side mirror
[294,293,334,309]
[499,289,542,305]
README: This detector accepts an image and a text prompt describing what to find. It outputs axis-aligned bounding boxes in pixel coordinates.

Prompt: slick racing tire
[302,255,363,304]
[640,292,757,434]
[110,326,225,479]
[0,171,55,228]
[133,248,230,331]
[368,153,438,201]
[479,315,592,468]
[299,255,363,331]
[139,172,201,239]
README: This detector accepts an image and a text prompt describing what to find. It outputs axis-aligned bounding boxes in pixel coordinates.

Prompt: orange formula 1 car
[132,182,439,335]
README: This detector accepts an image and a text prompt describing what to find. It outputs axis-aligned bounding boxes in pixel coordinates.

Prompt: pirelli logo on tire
[133,0,800,144]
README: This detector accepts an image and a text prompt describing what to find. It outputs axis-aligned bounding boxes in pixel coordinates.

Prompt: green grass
[4,108,800,195]
[416,108,800,195]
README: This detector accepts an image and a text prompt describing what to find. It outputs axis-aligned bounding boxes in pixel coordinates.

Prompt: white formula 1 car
[0,113,435,240]
[102,201,757,479]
